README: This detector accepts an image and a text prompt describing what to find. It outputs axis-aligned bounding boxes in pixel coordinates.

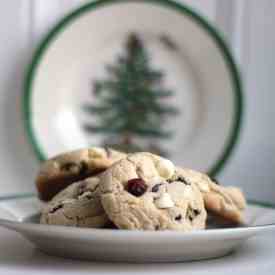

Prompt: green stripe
[248,199,275,209]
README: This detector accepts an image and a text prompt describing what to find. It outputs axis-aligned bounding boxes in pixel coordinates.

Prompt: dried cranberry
[126,178,147,197]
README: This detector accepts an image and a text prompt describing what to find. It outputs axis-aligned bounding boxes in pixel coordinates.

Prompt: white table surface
[0,226,274,275]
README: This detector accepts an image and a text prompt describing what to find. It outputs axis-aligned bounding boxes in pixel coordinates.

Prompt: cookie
[36,147,126,201]
[176,168,246,224]
[40,177,109,228]
[99,153,207,231]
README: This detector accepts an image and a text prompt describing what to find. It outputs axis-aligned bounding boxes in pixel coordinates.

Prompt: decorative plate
[0,197,274,262]
[24,0,242,176]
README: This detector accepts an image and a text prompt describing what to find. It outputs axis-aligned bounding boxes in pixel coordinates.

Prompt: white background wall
[0,0,274,203]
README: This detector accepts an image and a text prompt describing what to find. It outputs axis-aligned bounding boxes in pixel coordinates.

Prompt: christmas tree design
[84,33,179,155]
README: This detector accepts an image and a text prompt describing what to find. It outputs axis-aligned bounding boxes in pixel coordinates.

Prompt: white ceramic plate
[0,197,274,263]
[24,0,242,176]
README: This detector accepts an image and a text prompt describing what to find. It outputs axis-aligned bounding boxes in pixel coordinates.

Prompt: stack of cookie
[39,148,246,231]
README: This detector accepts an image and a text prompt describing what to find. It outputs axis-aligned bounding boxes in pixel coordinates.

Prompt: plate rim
[1,204,275,236]
[0,196,275,232]
[23,0,243,177]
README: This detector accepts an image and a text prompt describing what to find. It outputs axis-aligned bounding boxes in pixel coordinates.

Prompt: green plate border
[23,0,243,176]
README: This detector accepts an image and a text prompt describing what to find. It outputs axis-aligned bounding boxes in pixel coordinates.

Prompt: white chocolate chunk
[155,193,175,209]
[166,182,186,201]
[155,159,175,179]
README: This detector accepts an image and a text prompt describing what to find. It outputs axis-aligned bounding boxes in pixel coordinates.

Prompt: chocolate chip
[212,178,220,185]
[79,161,88,174]
[155,225,160,230]
[177,176,190,185]
[61,161,88,175]
[49,204,63,213]
[61,162,78,172]
[186,207,200,222]
[84,193,93,200]
[151,183,162,192]
[175,214,182,221]
[167,176,190,185]
[126,178,147,197]
[194,209,201,215]
[104,221,118,229]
